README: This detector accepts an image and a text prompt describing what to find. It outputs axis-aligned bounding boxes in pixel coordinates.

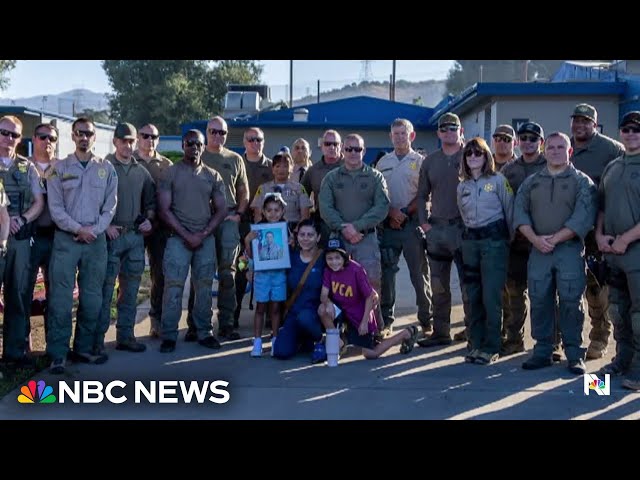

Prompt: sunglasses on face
[439,125,459,132]
[140,133,159,140]
[344,146,364,153]
[184,139,203,147]
[208,128,227,136]
[621,126,640,134]
[0,128,21,139]
[323,141,340,147]
[519,134,540,143]
[246,137,263,143]
[464,149,485,158]
[75,130,95,138]
[36,133,58,142]
[493,135,512,143]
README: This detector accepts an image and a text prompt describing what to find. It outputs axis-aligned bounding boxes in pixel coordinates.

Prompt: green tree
[0,60,17,91]
[77,108,110,125]
[102,60,263,134]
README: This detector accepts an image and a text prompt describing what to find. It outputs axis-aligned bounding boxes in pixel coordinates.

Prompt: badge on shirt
[410,161,417,170]
[484,183,494,192]
[504,179,513,195]
[98,168,107,179]
[18,164,27,174]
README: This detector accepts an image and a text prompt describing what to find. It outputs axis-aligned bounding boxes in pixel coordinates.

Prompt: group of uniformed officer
[1,102,639,388]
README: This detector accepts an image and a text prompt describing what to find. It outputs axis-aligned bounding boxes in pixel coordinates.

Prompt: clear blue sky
[2,60,455,100]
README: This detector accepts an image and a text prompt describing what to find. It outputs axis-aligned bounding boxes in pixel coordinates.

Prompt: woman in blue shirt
[272,218,325,360]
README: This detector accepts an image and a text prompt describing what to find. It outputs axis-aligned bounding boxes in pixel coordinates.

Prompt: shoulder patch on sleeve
[255,185,262,196]
[504,178,513,195]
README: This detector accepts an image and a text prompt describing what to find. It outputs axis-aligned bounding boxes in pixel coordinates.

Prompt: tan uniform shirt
[417,149,463,223]
[244,154,273,204]
[201,148,248,209]
[376,150,423,210]
[47,153,118,235]
[159,161,225,233]
[251,180,312,223]
[133,150,173,185]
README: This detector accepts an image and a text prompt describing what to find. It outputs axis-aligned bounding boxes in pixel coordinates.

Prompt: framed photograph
[250,222,291,271]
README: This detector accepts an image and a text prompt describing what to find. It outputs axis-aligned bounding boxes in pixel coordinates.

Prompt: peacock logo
[17,380,57,403]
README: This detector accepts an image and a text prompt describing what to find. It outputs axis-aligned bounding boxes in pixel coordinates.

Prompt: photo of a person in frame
[259,230,283,261]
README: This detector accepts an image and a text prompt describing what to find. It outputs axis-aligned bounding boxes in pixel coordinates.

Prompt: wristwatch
[19,215,27,225]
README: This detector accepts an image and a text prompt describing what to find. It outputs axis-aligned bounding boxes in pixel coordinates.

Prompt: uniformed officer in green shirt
[514,132,596,375]
[319,133,390,329]
[186,116,250,341]
[46,117,118,374]
[235,127,272,325]
[570,103,625,360]
[500,122,547,356]
[157,129,227,353]
[134,123,173,338]
[0,115,45,366]
[94,123,156,356]
[596,111,640,390]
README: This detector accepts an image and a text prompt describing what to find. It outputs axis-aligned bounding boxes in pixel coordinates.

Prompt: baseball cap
[517,122,544,138]
[438,112,461,128]
[493,124,515,139]
[620,111,640,128]
[571,103,597,123]
[279,146,291,154]
[326,237,348,256]
[114,122,137,140]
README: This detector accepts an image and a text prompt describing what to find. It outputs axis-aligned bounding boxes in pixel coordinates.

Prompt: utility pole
[391,60,397,102]
[289,60,293,108]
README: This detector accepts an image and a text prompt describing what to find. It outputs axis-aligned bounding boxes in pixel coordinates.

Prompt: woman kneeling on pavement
[457,137,513,365]
[272,219,326,360]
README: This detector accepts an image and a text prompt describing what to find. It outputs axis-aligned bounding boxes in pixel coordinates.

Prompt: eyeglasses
[344,146,364,153]
[493,135,512,143]
[438,125,459,132]
[36,133,58,142]
[140,133,159,140]
[246,137,263,143]
[464,149,485,158]
[323,141,340,147]
[75,130,95,138]
[208,128,228,136]
[184,139,203,147]
[0,128,21,139]
[519,135,540,143]
[621,126,640,134]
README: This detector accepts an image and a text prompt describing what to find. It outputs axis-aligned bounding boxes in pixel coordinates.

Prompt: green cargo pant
[341,231,384,330]
[605,244,640,377]
[46,231,108,360]
[425,219,470,338]
[187,218,240,332]
[95,230,146,348]
[527,240,586,362]
[162,234,216,342]
[379,217,432,330]
[24,232,54,339]
[144,228,168,333]
[462,237,509,355]
[584,231,611,350]
[2,237,31,360]
[502,245,529,345]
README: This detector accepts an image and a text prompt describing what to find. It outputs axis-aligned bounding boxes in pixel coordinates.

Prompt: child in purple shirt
[318,238,419,359]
